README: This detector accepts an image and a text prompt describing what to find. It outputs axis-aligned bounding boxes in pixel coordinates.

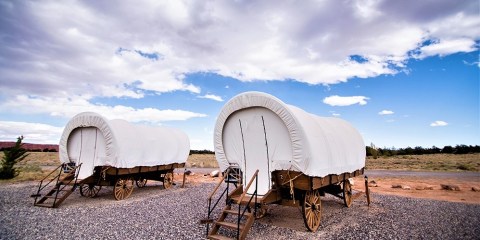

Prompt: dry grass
[186,154,218,168]
[366,153,480,171]
[0,152,59,182]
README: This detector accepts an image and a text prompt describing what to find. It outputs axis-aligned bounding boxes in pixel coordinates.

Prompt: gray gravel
[1,181,479,240]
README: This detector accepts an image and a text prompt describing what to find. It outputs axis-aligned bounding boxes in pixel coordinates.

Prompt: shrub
[0,136,29,179]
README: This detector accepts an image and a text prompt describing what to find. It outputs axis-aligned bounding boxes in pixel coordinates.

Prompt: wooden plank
[312,177,324,189]
[260,189,282,204]
[273,167,366,191]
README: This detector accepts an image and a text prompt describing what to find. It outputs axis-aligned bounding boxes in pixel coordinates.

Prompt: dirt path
[357,170,480,204]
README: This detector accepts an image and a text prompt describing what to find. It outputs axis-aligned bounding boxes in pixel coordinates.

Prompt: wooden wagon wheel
[302,189,322,232]
[343,180,353,208]
[136,178,147,188]
[79,184,102,198]
[114,178,134,200]
[163,172,173,189]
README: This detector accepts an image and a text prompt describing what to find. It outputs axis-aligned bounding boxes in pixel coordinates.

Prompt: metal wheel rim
[114,178,134,200]
[80,184,101,198]
[343,180,353,208]
[302,190,322,232]
[163,172,173,189]
[136,178,147,188]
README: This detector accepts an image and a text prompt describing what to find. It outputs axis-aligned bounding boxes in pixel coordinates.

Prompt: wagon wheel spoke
[80,184,102,198]
[163,172,173,189]
[79,184,87,197]
[136,178,147,188]
[114,179,124,200]
[114,178,134,200]
[343,180,353,208]
[302,189,322,232]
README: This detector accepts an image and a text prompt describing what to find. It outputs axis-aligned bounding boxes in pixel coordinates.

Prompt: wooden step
[208,234,234,240]
[43,193,69,199]
[223,209,253,217]
[231,195,263,205]
[216,221,244,230]
[34,203,55,208]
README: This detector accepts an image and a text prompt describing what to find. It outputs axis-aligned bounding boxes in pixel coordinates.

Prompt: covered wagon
[205,92,369,239]
[33,112,189,208]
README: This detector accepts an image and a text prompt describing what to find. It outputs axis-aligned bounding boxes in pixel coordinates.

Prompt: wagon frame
[78,162,185,200]
[260,167,370,231]
[204,166,371,239]
[32,162,185,208]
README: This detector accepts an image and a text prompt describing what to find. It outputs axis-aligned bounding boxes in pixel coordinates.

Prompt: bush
[0,136,29,179]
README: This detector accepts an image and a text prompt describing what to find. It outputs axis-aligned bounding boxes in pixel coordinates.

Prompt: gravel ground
[1,181,479,240]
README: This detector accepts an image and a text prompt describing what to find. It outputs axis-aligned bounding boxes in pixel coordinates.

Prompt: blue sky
[0,0,478,150]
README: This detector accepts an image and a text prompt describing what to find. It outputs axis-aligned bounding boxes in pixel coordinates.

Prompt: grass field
[366,153,480,171]
[0,152,478,182]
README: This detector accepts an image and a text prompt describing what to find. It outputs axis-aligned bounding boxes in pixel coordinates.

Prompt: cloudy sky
[0,0,478,150]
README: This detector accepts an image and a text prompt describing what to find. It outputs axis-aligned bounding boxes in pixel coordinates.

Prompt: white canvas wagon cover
[214,92,365,188]
[59,112,189,179]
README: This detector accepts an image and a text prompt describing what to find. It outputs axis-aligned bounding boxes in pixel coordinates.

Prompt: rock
[368,180,378,187]
[425,186,434,190]
[402,185,411,190]
[441,184,460,191]
[184,170,192,175]
[392,184,402,188]
[415,186,425,190]
[472,187,480,192]
[210,170,220,177]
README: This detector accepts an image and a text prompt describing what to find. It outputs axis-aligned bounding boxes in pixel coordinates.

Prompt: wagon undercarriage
[204,167,371,239]
[32,162,185,208]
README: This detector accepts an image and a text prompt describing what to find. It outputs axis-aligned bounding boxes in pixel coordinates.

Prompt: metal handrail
[205,167,236,236]
[35,164,63,196]
[236,170,259,240]
[33,163,82,205]
[236,169,259,204]
[208,168,230,201]
[52,163,82,206]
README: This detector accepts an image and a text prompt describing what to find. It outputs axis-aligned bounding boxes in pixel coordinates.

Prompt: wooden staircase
[205,169,259,240]
[32,163,82,208]
[208,203,256,240]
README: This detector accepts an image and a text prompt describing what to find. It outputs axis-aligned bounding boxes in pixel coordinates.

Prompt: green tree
[0,136,29,179]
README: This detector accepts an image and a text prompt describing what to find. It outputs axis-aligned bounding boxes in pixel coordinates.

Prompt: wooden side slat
[272,167,365,191]
[104,163,185,176]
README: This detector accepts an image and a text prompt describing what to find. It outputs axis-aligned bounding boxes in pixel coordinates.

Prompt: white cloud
[379,110,394,115]
[0,0,478,102]
[0,95,207,123]
[323,95,369,106]
[430,120,448,127]
[0,121,64,144]
[198,94,224,102]
[416,38,477,59]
